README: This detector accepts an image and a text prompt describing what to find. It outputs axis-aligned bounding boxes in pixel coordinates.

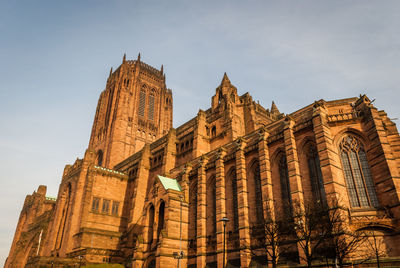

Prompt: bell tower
[88,54,173,168]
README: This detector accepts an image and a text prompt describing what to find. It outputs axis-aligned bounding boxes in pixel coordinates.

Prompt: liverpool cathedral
[5,55,400,267]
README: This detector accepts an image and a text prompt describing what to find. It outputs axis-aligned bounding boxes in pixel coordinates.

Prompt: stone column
[235,139,252,268]
[257,129,274,218]
[215,148,227,268]
[312,103,348,207]
[283,117,306,264]
[283,117,305,206]
[197,156,208,267]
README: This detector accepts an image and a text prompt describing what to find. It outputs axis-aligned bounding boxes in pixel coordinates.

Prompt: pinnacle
[271,101,279,114]
[220,72,231,86]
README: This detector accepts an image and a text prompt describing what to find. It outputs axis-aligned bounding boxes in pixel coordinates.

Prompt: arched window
[97,150,103,166]
[148,94,155,120]
[279,155,291,213]
[340,135,379,208]
[207,176,217,235]
[228,169,239,231]
[307,145,326,207]
[148,204,155,246]
[138,88,146,117]
[252,162,264,224]
[189,179,198,248]
[157,202,165,240]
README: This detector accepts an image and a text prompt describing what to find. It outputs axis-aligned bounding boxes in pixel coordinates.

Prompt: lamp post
[220,217,229,268]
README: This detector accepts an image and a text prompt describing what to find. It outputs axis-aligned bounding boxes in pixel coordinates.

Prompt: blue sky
[1,0,399,264]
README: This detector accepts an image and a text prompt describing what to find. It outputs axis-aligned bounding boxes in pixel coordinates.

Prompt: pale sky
[1,0,399,264]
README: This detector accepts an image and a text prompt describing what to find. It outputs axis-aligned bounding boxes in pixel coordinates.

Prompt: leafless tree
[360,226,390,268]
[291,200,331,268]
[321,204,367,268]
[261,208,294,268]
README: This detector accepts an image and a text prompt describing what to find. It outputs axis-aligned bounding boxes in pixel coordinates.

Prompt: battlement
[126,60,163,77]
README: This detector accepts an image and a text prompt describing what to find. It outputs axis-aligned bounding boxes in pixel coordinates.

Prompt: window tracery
[339,135,379,208]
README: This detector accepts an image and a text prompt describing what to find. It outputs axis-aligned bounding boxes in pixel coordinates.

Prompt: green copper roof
[157,175,182,192]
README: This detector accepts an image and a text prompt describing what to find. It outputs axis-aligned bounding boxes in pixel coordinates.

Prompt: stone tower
[88,54,173,168]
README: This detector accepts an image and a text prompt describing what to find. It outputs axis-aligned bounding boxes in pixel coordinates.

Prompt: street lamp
[220,217,229,268]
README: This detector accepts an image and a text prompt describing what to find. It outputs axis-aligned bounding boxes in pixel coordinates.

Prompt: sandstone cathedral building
[5,55,400,268]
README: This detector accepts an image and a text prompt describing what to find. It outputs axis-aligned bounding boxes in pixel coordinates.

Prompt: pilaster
[193,110,210,158]
[235,139,251,268]
[130,145,151,225]
[197,156,208,267]
[283,117,305,206]
[312,104,348,207]
[257,129,274,219]
[216,148,227,268]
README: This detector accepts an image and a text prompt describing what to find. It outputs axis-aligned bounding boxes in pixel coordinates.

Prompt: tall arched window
[307,145,326,207]
[189,179,198,249]
[148,204,155,246]
[207,176,217,235]
[228,169,239,231]
[148,93,155,120]
[138,88,146,117]
[279,155,291,213]
[340,135,379,208]
[157,202,165,240]
[252,162,264,224]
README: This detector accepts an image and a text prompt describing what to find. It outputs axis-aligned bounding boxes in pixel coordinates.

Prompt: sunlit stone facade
[6,55,400,267]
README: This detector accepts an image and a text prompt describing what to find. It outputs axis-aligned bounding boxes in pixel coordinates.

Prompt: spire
[137,52,141,62]
[123,53,126,63]
[161,64,164,75]
[271,101,280,114]
[220,72,231,86]
[109,67,113,77]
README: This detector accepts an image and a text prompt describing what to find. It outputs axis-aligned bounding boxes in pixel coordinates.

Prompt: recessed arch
[339,134,379,208]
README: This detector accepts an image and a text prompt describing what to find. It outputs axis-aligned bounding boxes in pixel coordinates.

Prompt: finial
[109,67,113,77]
[161,64,164,75]
[123,53,126,63]
[137,52,141,62]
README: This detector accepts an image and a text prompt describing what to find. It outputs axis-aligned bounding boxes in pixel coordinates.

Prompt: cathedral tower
[88,54,173,168]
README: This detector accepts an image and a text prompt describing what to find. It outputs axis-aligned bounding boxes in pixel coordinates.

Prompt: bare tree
[291,200,331,268]
[262,208,293,268]
[322,204,367,268]
[360,226,390,268]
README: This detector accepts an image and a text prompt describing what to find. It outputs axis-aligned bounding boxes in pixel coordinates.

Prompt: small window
[97,150,103,166]
[92,197,100,212]
[112,201,119,216]
[102,199,110,214]
[211,126,216,137]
